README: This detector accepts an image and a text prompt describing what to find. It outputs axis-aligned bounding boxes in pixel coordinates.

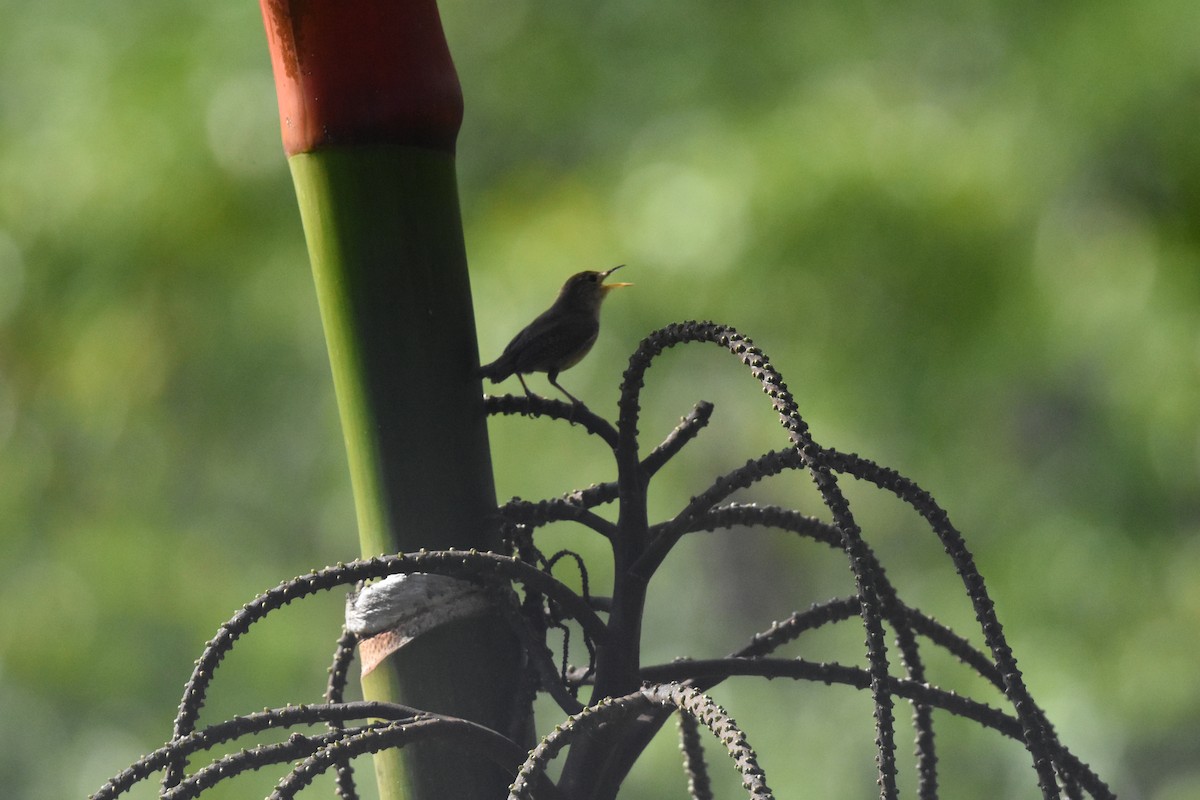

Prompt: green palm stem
[258,2,523,798]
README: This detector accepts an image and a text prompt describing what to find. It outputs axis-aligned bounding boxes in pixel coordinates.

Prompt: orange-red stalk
[259,0,463,155]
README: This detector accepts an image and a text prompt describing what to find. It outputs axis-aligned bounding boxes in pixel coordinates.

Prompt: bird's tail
[478,356,512,383]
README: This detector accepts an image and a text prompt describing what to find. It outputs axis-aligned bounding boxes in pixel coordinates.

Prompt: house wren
[480,265,632,404]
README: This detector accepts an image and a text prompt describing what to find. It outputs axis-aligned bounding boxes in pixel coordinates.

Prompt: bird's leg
[515,373,539,416]
[547,370,584,423]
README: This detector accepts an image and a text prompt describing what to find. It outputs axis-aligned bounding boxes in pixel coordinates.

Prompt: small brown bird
[480,265,632,404]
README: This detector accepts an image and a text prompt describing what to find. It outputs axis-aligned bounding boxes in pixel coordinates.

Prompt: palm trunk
[258,2,524,798]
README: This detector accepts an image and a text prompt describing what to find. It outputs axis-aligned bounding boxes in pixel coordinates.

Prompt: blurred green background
[2,0,1198,798]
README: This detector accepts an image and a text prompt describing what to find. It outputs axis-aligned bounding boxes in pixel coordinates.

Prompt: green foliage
[1,0,1197,797]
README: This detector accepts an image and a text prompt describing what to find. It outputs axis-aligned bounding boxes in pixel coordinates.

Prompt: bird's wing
[509,313,599,374]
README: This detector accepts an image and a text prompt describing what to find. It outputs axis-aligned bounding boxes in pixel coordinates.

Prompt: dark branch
[500,497,619,540]
[325,628,360,800]
[642,400,715,477]
[822,447,1065,796]
[678,710,715,800]
[95,702,426,800]
[484,393,619,450]
[167,550,607,789]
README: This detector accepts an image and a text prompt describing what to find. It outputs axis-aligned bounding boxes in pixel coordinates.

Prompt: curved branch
[639,659,1112,799]
[325,628,360,799]
[678,498,950,795]
[644,658,1015,734]
[508,684,774,800]
[688,502,842,548]
[657,492,944,793]
[493,592,586,716]
[634,452,807,579]
[730,597,863,661]
[508,692,650,800]
[270,717,561,800]
[822,447,1067,796]
[616,322,816,463]
[554,399,717,511]
[94,701,424,800]
[500,497,619,540]
[678,709,715,800]
[168,729,366,800]
[643,400,715,477]
[646,683,775,800]
[131,713,549,800]
[485,393,619,450]
[166,551,607,787]
[605,320,902,796]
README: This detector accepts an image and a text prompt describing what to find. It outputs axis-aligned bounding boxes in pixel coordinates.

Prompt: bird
[480,265,632,404]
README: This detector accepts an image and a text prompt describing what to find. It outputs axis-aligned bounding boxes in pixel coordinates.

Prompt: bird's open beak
[602,264,632,290]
